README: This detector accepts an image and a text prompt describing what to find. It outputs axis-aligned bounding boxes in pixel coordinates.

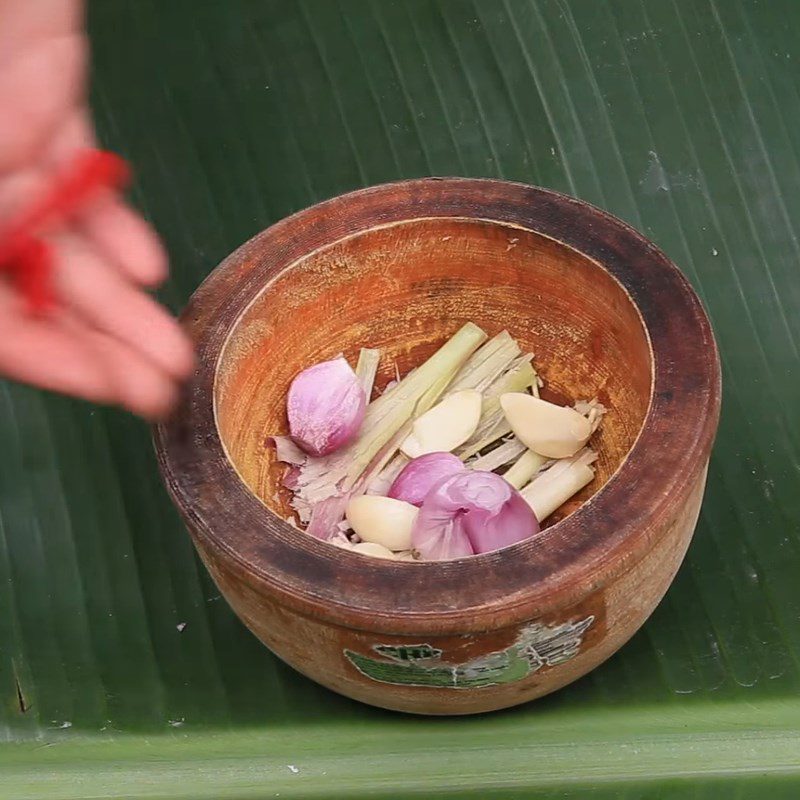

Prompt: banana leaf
[1,1,799,797]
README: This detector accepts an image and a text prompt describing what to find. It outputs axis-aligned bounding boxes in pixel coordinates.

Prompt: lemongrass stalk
[460,417,511,461]
[355,348,381,398]
[366,452,409,495]
[481,356,537,419]
[360,423,412,498]
[457,357,537,459]
[341,323,486,488]
[520,449,598,522]
[574,397,608,433]
[469,438,526,472]
[504,449,548,489]
[447,330,521,394]
[415,361,462,415]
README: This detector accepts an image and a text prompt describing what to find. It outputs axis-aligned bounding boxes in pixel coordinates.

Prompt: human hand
[0,0,193,419]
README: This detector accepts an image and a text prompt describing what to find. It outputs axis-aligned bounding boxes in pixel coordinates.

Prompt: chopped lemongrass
[447,330,521,394]
[460,417,512,461]
[297,322,487,502]
[366,452,409,496]
[501,394,591,459]
[355,348,381,398]
[504,448,548,489]
[520,448,598,522]
[574,397,608,433]
[401,390,482,458]
[469,437,527,472]
[411,330,513,414]
[457,356,538,459]
[361,421,414,491]
[414,361,463,415]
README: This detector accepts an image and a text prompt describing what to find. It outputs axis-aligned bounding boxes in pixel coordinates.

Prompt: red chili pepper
[0,148,131,314]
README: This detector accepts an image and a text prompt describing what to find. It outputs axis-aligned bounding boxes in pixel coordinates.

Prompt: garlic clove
[350,541,396,560]
[500,393,591,459]
[345,495,418,551]
[400,390,482,459]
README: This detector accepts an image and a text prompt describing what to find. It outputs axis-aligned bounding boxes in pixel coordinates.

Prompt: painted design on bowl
[344,615,595,689]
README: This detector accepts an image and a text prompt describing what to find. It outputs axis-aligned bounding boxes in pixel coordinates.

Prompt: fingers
[61,312,182,419]
[50,230,194,380]
[79,194,169,287]
[0,221,191,419]
[30,108,169,287]
[0,34,86,174]
[42,106,95,164]
[0,0,82,64]
[1,161,167,287]
[0,168,46,217]
[0,283,184,420]
[0,284,114,403]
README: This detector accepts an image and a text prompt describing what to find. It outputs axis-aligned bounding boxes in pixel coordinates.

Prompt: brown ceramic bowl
[154,179,720,715]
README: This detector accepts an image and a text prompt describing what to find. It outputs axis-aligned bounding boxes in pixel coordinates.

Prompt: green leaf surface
[2,0,799,797]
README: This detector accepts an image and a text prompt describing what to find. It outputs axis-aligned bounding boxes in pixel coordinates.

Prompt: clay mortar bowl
[155,178,720,715]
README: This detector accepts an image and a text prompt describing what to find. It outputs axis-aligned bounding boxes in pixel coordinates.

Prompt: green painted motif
[345,616,594,689]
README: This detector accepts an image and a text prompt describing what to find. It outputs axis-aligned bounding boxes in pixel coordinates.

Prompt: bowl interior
[214,217,652,531]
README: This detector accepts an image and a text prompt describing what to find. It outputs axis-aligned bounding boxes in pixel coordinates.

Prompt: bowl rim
[154,177,721,634]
